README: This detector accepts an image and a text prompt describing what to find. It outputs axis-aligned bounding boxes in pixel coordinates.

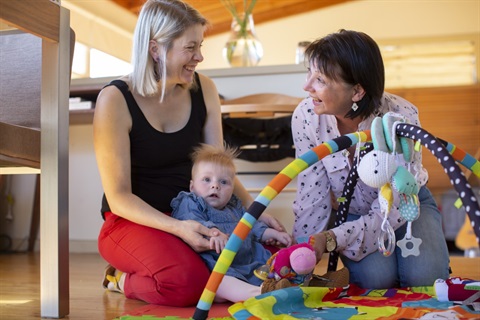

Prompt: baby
[171,143,292,302]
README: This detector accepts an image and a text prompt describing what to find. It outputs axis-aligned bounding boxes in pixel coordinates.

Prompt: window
[71,42,131,79]
[380,40,477,89]
[71,42,88,78]
[90,48,132,78]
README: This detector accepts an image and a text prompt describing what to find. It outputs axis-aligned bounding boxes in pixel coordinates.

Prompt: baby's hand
[262,228,293,247]
[277,231,293,247]
[209,231,229,254]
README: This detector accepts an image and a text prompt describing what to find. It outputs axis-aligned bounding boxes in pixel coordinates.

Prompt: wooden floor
[0,252,479,320]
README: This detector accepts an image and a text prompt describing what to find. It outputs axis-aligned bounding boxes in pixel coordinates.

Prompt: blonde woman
[94,0,285,307]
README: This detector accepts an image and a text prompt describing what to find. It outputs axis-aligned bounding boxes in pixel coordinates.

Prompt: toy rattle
[255,241,317,290]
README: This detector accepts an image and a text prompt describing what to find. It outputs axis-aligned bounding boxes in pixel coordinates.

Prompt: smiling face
[190,161,235,210]
[303,62,357,117]
[164,24,205,85]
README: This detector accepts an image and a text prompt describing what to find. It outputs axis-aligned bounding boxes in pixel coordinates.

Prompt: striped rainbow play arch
[193,131,371,320]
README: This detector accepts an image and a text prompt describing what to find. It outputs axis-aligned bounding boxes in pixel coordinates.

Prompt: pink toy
[271,243,316,278]
[257,242,316,286]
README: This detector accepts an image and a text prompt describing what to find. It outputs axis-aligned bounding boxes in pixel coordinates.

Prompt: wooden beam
[109,0,352,37]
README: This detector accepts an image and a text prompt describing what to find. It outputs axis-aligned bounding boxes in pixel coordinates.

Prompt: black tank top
[101,73,207,216]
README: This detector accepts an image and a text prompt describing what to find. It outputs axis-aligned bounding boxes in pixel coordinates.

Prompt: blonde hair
[191,144,240,178]
[130,0,208,100]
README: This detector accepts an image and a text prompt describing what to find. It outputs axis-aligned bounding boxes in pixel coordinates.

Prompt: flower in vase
[221,0,257,38]
[221,0,263,67]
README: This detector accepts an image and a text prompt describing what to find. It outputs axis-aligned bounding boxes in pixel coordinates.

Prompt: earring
[352,102,359,111]
[154,62,160,82]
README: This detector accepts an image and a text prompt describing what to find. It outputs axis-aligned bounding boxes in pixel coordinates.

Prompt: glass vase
[223,13,264,67]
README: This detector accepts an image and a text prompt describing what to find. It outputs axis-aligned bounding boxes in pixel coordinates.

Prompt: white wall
[68,125,104,245]
[1,0,479,252]
[0,175,36,251]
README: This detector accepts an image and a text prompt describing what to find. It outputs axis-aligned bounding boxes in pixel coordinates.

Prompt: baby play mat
[116,281,480,319]
[119,115,480,320]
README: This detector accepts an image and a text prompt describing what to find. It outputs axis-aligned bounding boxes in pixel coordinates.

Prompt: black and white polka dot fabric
[396,123,480,246]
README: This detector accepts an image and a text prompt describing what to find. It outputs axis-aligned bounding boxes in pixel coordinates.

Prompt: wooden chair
[221,93,302,118]
[220,92,301,181]
[0,31,42,170]
[220,93,302,233]
[221,93,302,162]
[0,2,73,317]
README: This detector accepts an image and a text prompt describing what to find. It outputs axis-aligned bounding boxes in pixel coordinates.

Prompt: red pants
[98,212,210,306]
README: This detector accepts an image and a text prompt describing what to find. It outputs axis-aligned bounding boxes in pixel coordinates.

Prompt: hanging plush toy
[255,241,317,292]
[358,112,422,258]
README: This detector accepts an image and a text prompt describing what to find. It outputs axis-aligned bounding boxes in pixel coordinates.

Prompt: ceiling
[110,0,352,37]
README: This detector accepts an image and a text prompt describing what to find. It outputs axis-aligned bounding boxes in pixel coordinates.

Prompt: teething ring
[378,221,395,257]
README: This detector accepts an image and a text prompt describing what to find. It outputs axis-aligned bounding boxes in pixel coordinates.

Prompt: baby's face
[190,161,235,210]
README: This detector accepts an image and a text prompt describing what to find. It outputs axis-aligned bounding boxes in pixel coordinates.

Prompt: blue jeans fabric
[340,186,450,288]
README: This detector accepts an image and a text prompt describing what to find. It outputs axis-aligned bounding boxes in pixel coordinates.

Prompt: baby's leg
[214,275,261,303]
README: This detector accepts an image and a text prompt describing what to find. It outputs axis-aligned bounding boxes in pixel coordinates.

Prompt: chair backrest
[0,29,76,128]
[221,93,302,118]
[221,93,302,162]
[0,30,42,129]
[0,29,75,169]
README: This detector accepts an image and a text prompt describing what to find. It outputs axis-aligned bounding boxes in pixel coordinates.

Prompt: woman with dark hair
[292,29,449,288]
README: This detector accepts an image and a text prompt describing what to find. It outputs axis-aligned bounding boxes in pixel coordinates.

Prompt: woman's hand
[176,220,219,252]
[312,232,328,263]
[259,213,286,232]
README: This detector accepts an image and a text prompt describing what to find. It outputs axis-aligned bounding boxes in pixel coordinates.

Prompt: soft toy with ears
[269,243,317,282]
[255,242,317,292]
[358,112,422,258]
